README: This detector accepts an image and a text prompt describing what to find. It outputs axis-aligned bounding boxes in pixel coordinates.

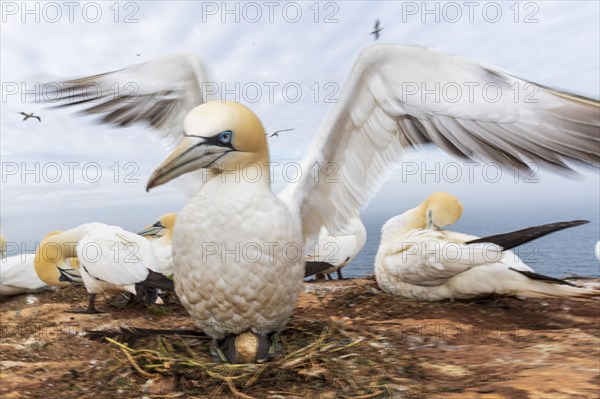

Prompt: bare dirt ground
[1,277,599,399]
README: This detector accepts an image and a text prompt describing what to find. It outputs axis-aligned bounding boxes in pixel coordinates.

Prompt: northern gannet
[304,214,367,280]
[0,234,6,258]
[375,193,598,300]
[35,223,173,313]
[1,254,52,297]
[48,44,599,362]
[19,112,41,122]
[1,234,53,297]
[137,213,177,277]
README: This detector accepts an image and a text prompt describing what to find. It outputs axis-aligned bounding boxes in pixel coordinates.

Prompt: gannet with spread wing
[48,44,599,362]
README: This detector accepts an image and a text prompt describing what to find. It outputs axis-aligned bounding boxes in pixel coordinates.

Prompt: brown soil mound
[1,277,598,398]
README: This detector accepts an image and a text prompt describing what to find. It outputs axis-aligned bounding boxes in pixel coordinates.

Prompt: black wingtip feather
[509,268,577,287]
[305,261,335,277]
[134,270,174,305]
[465,220,590,250]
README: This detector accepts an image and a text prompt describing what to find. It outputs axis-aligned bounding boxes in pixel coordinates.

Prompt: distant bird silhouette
[20,112,41,122]
[268,128,295,138]
[136,54,141,57]
[370,19,383,40]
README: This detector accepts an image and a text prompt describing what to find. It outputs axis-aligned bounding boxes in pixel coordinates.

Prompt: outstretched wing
[45,53,210,150]
[283,44,599,241]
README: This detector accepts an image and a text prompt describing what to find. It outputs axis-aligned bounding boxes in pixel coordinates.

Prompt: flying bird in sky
[370,19,383,40]
[268,128,295,138]
[19,112,41,122]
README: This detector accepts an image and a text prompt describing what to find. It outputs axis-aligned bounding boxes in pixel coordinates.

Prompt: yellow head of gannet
[148,101,269,190]
[68,257,80,270]
[34,231,82,287]
[137,213,177,239]
[0,233,6,258]
[419,192,463,230]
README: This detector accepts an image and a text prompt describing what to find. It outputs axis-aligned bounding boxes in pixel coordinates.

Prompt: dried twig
[206,371,256,399]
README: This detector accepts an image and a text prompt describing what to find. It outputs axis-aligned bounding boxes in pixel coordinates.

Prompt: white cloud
[1,0,598,250]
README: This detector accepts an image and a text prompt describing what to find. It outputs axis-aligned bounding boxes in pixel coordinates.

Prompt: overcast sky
[1,0,599,253]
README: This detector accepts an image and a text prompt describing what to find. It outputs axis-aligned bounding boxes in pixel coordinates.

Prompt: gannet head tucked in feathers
[138,213,177,238]
[147,101,269,190]
[34,231,82,286]
[421,192,463,230]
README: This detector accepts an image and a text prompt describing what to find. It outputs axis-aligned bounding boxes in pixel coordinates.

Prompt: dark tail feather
[84,326,206,345]
[509,268,577,287]
[305,261,334,277]
[465,220,589,250]
[135,270,174,305]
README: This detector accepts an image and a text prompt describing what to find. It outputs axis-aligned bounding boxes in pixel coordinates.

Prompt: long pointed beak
[137,224,164,237]
[425,210,441,230]
[58,266,83,284]
[147,137,232,191]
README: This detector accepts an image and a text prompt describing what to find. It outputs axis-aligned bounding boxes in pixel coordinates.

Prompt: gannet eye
[218,130,233,144]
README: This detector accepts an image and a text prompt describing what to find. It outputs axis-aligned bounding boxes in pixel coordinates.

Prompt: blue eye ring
[218,130,233,144]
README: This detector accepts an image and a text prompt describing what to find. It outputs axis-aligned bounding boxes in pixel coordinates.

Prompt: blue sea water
[343,203,600,279]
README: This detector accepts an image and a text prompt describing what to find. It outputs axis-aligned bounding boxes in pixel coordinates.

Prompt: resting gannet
[137,213,177,277]
[375,193,598,300]
[304,214,367,280]
[35,223,173,313]
[48,44,599,362]
[1,234,53,297]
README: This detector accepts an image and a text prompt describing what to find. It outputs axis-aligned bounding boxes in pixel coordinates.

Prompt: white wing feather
[382,229,509,286]
[307,229,360,266]
[286,44,599,241]
[76,226,157,286]
[50,53,210,150]
[46,45,599,242]
[0,254,49,294]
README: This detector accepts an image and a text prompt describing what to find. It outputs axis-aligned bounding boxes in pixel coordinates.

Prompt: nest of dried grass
[102,318,404,398]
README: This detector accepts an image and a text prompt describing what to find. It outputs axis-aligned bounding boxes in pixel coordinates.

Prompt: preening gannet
[35,223,173,313]
[1,233,75,297]
[137,213,177,277]
[304,214,367,280]
[375,193,598,300]
[48,44,599,362]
